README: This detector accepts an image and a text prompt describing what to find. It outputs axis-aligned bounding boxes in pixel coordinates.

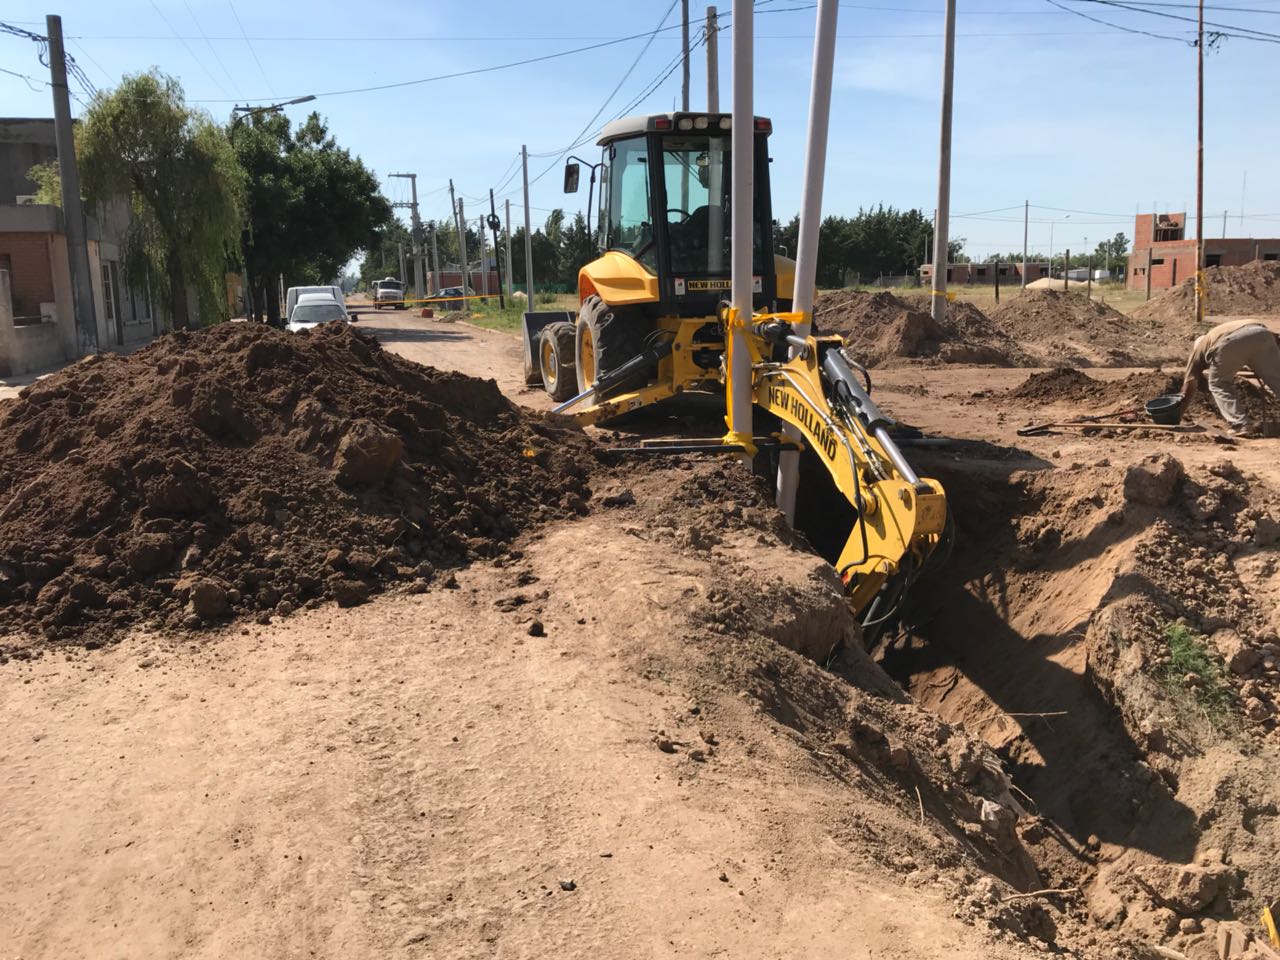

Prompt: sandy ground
[1,503,1032,960]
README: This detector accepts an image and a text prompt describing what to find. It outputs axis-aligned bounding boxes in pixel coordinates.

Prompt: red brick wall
[0,233,54,316]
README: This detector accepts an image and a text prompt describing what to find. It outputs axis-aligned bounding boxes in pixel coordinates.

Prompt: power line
[1043,0,1193,40]
[225,0,273,97]
[0,65,49,91]
[182,0,242,97]
[1070,0,1280,39]
[146,0,232,96]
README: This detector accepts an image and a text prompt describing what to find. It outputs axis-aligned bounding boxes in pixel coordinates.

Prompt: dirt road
[354,306,552,413]
[1,489,1031,959]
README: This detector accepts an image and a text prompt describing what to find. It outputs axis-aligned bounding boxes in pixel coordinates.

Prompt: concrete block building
[0,118,159,376]
[1127,212,1280,291]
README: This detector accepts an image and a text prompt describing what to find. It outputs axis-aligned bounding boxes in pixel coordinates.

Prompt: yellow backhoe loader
[520,112,948,642]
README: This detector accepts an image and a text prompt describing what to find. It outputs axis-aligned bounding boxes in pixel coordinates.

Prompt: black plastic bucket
[1146,394,1183,425]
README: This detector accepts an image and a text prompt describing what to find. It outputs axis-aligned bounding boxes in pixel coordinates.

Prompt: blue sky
[3,0,1279,259]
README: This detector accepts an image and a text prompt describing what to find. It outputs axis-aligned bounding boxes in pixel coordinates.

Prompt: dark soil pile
[990,289,1144,366]
[813,290,1031,367]
[0,322,595,649]
[1132,260,1280,326]
[1006,368,1180,408]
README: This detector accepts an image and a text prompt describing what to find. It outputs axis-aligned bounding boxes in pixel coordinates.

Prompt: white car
[287,294,356,332]
[285,284,344,319]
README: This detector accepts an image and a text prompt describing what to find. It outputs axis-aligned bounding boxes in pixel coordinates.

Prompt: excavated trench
[845,445,1280,950]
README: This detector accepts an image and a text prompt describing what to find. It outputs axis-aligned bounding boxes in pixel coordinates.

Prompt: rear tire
[575,295,651,397]
[539,322,577,402]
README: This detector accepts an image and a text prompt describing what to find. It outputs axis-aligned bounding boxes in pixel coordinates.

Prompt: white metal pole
[776,0,839,521]
[505,199,514,302]
[726,0,754,447]
[929,0,957,326]
[522,145,535,304]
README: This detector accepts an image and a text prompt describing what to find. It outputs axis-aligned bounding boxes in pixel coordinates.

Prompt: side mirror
[563,162,580,194]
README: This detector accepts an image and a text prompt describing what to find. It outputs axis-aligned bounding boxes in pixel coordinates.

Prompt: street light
[231,94,316,130]
[229,95,315,322]
[1048,213,1070,277]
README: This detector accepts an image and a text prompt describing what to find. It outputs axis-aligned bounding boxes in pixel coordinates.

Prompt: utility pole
[706,6,720,111]
[429,221,440,295]
[1194,0,1205,323]
[504,199,514,303]
[477,215,488,297]
[681,0,691,112]
[776,0,838,521]
[456,196,470,313]
[1063,249,1070,292]
[1021,199,1029,289]
[388,172,425,303]
[489,189,506,309]
[522,145,534,303]
[397,242,406,285]
[929,0,957,326]
[1222,209,1227,239]
[47,15,98,350]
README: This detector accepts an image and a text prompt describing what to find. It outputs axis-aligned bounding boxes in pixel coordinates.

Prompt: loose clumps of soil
[814,290,1031,367]
[1133,260,1280,326]
[1006,368,1180,408]
[0,322,596,650]
[1006,367,1280,426]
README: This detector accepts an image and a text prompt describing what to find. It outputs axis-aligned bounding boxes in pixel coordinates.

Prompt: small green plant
[1160,622,1237,729]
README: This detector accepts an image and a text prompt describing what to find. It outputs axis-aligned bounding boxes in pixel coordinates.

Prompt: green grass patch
[1160,623,1237,730]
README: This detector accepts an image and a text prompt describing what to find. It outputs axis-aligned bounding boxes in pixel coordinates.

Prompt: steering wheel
[666,208,691,223]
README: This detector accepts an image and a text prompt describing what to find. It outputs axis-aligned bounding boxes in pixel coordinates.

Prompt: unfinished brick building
[1127,212,1280,292]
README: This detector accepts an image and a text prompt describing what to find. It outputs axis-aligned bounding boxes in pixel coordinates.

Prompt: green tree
[77,70,244,329]
[558,212,596,287]
[234,110,391,322]
[358,219,411,288]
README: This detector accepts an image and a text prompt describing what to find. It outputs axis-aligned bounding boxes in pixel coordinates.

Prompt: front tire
[539,322,577,402]
[575,295,650,397]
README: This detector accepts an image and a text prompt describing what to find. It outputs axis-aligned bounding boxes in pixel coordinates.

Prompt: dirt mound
[814,290,1030,367]
[0,322,594,648]
[1007,368,1180,408]
[990,290,1150,367]
[1133,259,1280,326]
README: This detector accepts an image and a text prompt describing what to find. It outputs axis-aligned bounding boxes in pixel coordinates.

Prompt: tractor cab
[564,112,782,317]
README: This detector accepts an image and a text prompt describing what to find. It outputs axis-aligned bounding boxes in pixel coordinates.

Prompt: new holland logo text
[685,279,731,291]
[766,385,839,461]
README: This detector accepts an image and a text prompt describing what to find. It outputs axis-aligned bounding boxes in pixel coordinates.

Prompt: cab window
[606,137,655,270]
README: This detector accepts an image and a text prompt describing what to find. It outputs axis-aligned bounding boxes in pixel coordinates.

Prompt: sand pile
[813,290,1030,367]
[990,289,1142,366]
[0,322,595,646]
[1133,260,1280,326]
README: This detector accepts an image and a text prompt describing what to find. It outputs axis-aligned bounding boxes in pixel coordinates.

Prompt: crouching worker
[1179,319,1280,438]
